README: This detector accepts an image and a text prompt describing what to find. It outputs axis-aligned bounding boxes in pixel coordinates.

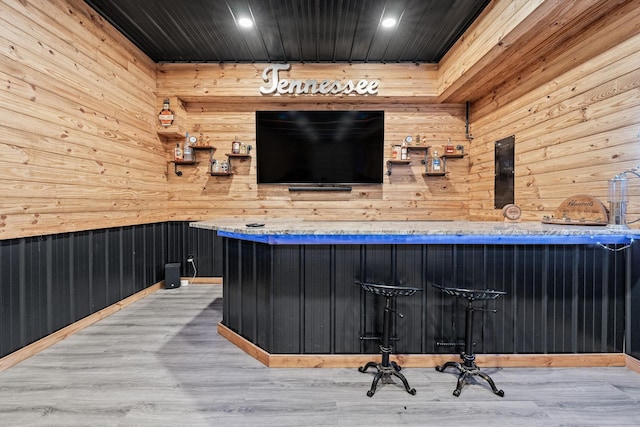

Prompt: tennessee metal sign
[259,64,379,96]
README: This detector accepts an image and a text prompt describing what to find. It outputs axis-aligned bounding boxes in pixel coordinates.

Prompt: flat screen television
[256,110,384,188]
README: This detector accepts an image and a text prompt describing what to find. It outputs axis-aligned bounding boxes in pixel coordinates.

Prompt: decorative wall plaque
[259,64,380,96]
[542,194,608,225]
[502,204,522,222]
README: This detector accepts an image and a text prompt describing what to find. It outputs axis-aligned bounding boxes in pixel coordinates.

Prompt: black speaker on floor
[165,263,181,289]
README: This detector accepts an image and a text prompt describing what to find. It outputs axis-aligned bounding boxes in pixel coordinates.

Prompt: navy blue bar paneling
[222,239,630,356]
[1,239,20,353]
[23,236,44,348]
[255,239,273,351]
[303,245,332,353]
[272,245,302,354]
[3,222,634,361]
[73,232,91,321]
[224,238,237,332]
[630,240,640,360]
[51,234,72,333]
[0,223,178,359]
[106,228,122,306]
[91,229,108,313]
[334,245,361,353]
[239,239,257,342]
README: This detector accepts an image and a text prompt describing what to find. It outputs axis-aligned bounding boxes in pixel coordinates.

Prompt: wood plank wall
[467,0,640,222]
[157,64,470,222]
[0,0,166,240]
[2,0,639,241]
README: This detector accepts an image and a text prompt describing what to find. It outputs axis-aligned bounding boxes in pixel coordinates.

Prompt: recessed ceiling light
[238,17,253,28]
[382,17,396,28]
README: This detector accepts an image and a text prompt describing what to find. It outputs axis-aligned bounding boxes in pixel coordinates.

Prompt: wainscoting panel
[630,240,640,360]
[0,223,169,359]
[222,239,632,356]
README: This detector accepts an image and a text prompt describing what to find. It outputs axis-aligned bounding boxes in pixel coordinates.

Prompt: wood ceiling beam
[436,0,628,104]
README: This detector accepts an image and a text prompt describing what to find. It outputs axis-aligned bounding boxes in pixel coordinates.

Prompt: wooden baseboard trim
[217,323,629,369]
[0,282,163,373]
[183,277,223,284]
[217,323,271,365]
[626,354,640,374]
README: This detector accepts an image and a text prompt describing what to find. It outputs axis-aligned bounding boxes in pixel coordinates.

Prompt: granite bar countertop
[190,218,640,245]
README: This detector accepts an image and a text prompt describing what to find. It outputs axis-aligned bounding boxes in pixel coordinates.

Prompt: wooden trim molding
[626,355,640,375]
[187,277,223,284]
[218,323,629,369]
[0,282,164,373]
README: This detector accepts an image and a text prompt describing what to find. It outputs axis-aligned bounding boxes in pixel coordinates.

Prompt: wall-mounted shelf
[386,145,430,176]
[157,128,185,139]
[155,96,187,138]
[385,145,464,179]
[225,153,251,171]
[386,159,411,176]
[193,145,216,152]
[171,146,215,176]
[208,152,251,176]
[193,145,215,162]
[171,160,196,176]
[422,146,466,177]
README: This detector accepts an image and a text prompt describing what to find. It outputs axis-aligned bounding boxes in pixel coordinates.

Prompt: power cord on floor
[187,256,197,286]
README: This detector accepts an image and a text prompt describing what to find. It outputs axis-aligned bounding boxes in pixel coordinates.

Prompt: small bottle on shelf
[232,136,240,154]
[174,142,183,161]
[183,133,193,161]
[220,160,229,174]
[431,150,442,172]
[158,99,174,127]
[400,141,408,160]
[445,138,455,155]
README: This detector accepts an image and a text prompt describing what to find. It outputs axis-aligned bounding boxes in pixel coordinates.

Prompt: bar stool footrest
[360,335,399,341]
[436,341,466,347]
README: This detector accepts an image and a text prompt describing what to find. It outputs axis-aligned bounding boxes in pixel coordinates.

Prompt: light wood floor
[1,284,640,426]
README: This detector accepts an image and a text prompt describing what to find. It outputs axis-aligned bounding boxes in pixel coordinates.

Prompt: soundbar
[288,185,352,192]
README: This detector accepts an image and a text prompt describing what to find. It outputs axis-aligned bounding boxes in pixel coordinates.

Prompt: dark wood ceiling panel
[84,0,490,63]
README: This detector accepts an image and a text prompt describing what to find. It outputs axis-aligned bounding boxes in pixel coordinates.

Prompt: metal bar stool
[355,280,422,397]
[433,283,506,397]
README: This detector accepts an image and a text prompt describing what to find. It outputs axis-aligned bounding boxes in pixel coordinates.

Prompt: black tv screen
[256,110,384,185]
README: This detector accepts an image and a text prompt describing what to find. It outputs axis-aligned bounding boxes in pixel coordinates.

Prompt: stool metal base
[356,281,421,397]
[359,360,416,397]
[433,283,506,398]
[436,357,504,397]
